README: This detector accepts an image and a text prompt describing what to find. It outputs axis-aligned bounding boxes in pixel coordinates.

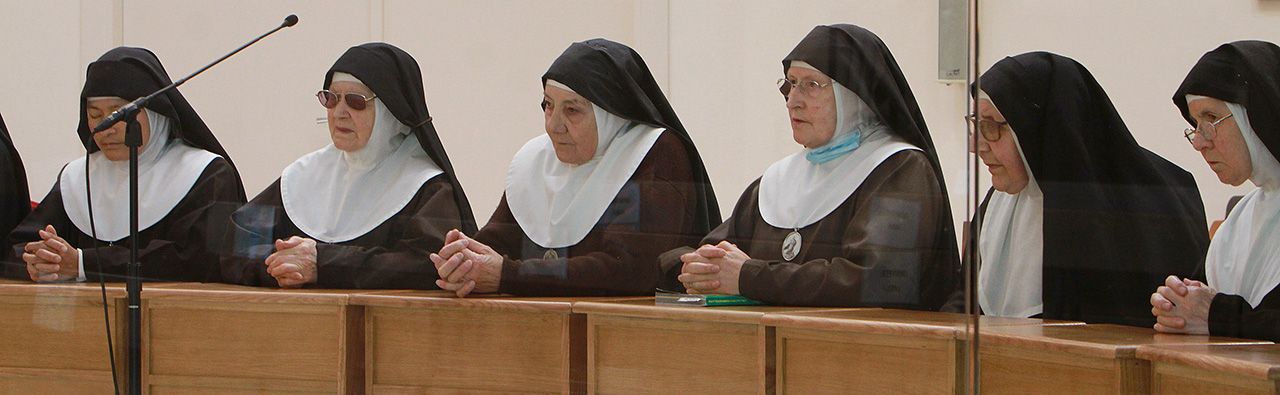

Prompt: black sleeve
[1209,291,1280,341]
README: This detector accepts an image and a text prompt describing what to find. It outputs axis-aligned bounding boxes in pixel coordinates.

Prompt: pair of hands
[23,225,79,282]
[429,229,503,298]
[677,241,749,295]
[265,236,318,288]
[1150,275,1217,335]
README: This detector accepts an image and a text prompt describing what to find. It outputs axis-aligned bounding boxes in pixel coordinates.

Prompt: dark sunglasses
[317,90,377,111]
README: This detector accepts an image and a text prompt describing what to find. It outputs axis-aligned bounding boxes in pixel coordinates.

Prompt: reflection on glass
[661,24,959,309]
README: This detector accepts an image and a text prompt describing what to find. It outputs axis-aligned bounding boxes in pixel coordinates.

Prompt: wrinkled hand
[1151,275,1215,335]
[430,229,502,297]
[677,241,747,295]
[266,236,318,288]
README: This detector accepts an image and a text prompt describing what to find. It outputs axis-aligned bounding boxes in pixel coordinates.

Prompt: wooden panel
[981,324,1267,360]
[142,296,358,394]
[573,299,845,325]
[980,324,1270,395]
[980,341,1125,394]
[1137,344,1280,381]
[763,308,1064,395]
[146,374,334,394]
[0,290,121,393]
[0,367,116,395]
[1153,362,1275,395]
[776,327,957,394]
[762,308,1078,334]
[366,306,572,394]
[587,314,766,394]
[1138,344,1280,395]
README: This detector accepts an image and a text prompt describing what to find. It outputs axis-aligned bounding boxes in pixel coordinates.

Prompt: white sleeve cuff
[76,249,87,282]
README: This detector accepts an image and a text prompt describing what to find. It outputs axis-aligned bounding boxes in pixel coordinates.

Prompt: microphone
[92,14,300,133]
[85,13,300,395]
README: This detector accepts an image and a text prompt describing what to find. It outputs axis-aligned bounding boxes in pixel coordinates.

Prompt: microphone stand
[91,14,298,394]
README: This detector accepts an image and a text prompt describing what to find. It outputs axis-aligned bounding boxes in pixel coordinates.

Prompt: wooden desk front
[0,281,126,394]
[139,283,364,394]
[979,323,1270,394]
[352,291,638,394]
[574,299,849,395]
[1138,343,1280,394]
[762,309,1077,394]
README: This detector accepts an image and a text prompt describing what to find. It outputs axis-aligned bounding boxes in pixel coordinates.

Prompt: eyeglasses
[1183,113,1233,144]
[777,78,833,98]
[964,114,1008,142]
[317,90,377,111]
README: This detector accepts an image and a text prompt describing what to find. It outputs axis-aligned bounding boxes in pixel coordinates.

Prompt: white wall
[3,0,1278,234]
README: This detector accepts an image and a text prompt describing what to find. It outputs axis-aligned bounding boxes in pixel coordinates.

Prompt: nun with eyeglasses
[1153,40,1280,341]
[662,24,960,309]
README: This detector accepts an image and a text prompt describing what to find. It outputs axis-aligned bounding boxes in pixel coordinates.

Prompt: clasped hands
[22,225,79,282]
[1150,275,1217,335]
[430,229,502,297]
[677,241,748,295]
[265,236,318,288]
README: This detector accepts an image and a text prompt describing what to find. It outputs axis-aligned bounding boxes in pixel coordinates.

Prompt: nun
[961,52,1208,326]
[220,43,475,289]
[431,38,720,297]
[664,24,959,309]
[5,47,246,282]
[1152,41,1280,340]
[1,112,30,241]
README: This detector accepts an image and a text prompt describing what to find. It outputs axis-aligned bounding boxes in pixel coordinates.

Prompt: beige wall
[3,0,1278,235]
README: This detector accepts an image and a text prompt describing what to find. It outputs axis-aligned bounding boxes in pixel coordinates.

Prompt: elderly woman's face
[87,97,151,162]
[327,80,377,152]
[1187,97,1251,186]
[542,84,598,165]
[973,99,1030,194]
[785,66,837,148]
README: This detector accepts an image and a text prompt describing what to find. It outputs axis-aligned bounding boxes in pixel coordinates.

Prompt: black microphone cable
[84,146,122,395]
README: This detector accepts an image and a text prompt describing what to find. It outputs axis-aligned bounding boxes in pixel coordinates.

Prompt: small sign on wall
[938,0,968,83]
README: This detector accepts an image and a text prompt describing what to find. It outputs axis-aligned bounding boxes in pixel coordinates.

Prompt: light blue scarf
[805,128,862,164]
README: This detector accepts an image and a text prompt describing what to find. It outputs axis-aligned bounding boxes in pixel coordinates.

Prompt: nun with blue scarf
[662,24,960,309]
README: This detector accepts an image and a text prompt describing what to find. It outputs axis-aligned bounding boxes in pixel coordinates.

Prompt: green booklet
[655,292,764,307]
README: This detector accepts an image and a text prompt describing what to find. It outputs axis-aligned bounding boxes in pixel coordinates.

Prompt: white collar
[977,132,1046,317]
[61,109,219,241]
[758,127,919,229]
[1204,100,1280,306]
[760,67,914,229]
[281,98,443,243]
[505,104,665,248]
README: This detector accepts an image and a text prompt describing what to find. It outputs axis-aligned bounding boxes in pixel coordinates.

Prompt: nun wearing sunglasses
[220,42,476,289]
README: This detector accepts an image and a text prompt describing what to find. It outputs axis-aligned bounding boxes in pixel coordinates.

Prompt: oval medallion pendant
[782,230,802,262]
